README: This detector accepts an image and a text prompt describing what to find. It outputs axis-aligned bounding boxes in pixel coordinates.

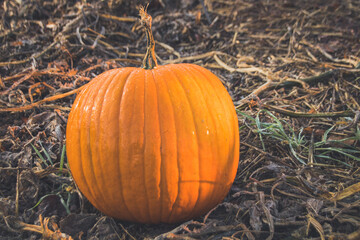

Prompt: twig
[0,12,88,67]
[161,51,230,64]
[235,69,352,110]
[15,170,20,217]
[259,192,274,240]
[156,41,181,58]
[232,223,256,240]
[249,80,274,97]
[214,54,267,75]
[277,70,335,88]
[200,0,212,24]
[348,229,360,240]
[0,41,58,67]
[1,70,38,95]
[116,221,136,240]
[262,104,355,118]
[109,58,142,65]
[99,14,137,22]
[91,26,106,49]
[39,104,72,111]
[308,130,315,167]
[97,39,143,57]
[0,85,85,112]
[153,220,199,240]
[235,81,272,110]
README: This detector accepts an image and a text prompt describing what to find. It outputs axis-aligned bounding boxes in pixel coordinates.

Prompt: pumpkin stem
[139,6,158,69]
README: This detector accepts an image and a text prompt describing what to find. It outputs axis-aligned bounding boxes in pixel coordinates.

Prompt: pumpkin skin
[66,63,239,223]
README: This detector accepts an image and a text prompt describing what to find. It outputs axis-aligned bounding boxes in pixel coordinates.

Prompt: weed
[238,110,360,166]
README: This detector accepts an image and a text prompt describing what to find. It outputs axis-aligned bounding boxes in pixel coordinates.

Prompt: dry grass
[0,0,359,239]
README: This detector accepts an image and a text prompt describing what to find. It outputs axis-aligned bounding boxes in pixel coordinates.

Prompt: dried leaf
[307,214,325,240]
[66,69,78,77]
[60,214,98,237]
[19,215,73,240]
[331,182,360,201]
[249,205,262,231]
[306,198,323,215]
[348,228,360,240]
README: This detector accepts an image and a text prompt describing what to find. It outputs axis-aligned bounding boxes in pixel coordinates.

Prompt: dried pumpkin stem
[139,7,158,69]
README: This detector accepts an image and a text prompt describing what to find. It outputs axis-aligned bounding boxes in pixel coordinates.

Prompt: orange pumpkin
[66,8,239,224]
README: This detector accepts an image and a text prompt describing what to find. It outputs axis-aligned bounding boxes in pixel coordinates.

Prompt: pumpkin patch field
[0,0,359,239]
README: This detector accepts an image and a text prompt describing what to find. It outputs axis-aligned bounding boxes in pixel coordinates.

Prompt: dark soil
[1,0,359,239]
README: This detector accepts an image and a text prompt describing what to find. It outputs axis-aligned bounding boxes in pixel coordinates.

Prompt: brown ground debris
[1,0,359,239]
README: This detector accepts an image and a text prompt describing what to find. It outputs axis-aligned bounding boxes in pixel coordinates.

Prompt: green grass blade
[316,147,360,161]
[60,144,66,172]
[322,125,335,142]
[31,143,48,167]
[28,194,53,210]
[59,193,71,214]
[315,154,352,167]
[39,141,54,165]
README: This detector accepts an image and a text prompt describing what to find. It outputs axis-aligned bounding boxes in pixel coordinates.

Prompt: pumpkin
[66,7,239,224]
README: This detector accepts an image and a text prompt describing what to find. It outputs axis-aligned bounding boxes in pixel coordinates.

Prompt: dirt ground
[1,0,360,239]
